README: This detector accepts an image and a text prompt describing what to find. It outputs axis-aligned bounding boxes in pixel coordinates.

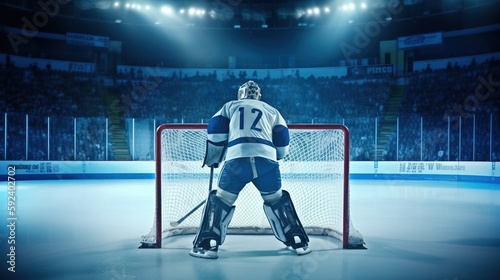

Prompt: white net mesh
[141,124,364,248]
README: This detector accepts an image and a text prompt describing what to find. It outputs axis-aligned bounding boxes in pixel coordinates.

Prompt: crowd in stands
[1,58,108,160]
[2,57,106,117]
[115,70,390,122]
[387,58,500,161]
[1,55,499,161]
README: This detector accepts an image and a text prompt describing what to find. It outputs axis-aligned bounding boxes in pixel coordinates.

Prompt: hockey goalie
[189,80,312,259]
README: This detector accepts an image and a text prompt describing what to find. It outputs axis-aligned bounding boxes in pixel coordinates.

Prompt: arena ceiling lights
[113,1,371,16]
[118,1,207,18]
[110,1,208,27]
[108,1,391,28]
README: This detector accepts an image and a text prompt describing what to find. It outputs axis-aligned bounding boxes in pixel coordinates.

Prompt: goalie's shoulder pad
[202,140,228,168]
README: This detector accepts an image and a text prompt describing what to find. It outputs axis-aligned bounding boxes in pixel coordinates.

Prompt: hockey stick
[170,166,214,227]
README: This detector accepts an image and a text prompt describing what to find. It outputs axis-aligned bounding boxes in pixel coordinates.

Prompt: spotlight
[296,9,305,18]
[209,9,218,19]
[161,6,173,15]
[196,9,205,16]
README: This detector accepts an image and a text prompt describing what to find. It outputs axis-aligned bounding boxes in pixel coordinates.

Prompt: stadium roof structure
[0,0,499,68]
[1,0,499,30]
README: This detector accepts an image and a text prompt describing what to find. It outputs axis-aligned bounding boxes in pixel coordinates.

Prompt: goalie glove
[202,140,227,168]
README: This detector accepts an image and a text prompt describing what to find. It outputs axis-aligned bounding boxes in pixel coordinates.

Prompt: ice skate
[291,236,312,256]
[189,239,218,259]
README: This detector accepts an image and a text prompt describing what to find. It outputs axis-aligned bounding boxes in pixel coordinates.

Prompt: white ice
[0,178,499,280]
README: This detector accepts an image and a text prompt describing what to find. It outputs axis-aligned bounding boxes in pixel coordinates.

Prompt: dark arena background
[1,1,500,280]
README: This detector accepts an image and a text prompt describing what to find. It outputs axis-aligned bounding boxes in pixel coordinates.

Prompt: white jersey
[207,99,289,162]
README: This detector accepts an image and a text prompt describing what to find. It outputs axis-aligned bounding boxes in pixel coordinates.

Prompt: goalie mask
[238,80,261,100]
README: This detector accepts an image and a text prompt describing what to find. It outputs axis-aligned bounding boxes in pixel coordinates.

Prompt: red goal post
[140,123,365,249]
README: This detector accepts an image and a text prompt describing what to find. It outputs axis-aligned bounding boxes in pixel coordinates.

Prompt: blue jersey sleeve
[272,115,289,160]
[207,109,230,143]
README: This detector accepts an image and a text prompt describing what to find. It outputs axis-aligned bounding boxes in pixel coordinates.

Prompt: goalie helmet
[238,80,261,100]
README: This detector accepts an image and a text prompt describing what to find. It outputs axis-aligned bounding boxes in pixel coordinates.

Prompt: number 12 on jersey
[238,107,262,132]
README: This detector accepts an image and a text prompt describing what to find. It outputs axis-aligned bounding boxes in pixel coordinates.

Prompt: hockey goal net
[140,123,364,249]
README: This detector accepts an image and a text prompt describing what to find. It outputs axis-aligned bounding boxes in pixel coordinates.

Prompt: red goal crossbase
[140,123,365,249]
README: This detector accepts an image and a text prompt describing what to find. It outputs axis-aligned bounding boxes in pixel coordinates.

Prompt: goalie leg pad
[192,190,235,249]
[263,190,310,250]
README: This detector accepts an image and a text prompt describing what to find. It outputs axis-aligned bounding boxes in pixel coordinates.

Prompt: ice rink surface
[1,178,499,280]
